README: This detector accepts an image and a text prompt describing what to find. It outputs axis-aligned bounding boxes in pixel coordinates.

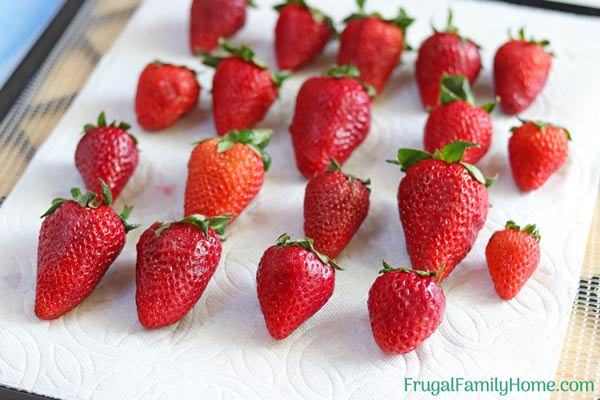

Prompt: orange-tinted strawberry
[415,10,481,109]
[486,221,541,300]
[200,39,290,136]
[75,113,138,201]
[35,182,138,320]
[135,61,200,131]
[136,214,231,328]
[387,141,493,281]
[189,0,251,53]
[494,29,552,115]
[304,158,370,258]
[337,0,413,94]
[257,233,341,339]
[184,129,271,222]
[508,119,570,191]
[423,75,495,164]
[274,0,335,71]
[290,65,372,177]
[368,262,445,354]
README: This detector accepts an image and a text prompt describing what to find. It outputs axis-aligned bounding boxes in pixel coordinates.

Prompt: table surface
[0,0,598,399]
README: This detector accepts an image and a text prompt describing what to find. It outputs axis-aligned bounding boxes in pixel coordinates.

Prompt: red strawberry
[368,261,445,354]
[494,29,553,115]
[274,0,335,71]
[256,233,340,339]
[486,221,541,300]
[423,75,495,164]
[290,65,372,177]
[75,113,139,200]
[135,61,200,131]
[303,158,370,258]
[387,141,493,281]
[337,1,413,94]
[35,182,138,320]
[201,39,290,136]
[189,0,252,53]
[416,10,481,109]
[184,129,271,222]
[136,214,231,328]
[508,119,570,191]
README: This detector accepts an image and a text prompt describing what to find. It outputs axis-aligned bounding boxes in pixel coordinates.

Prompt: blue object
[0,0,65,89]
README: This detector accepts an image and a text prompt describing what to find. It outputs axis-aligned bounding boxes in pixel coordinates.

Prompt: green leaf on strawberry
[512,117,572,140]
[439,74,474,105]
[387,141,495,187]
[276,233,342,270]
[211,129,273,171]
[505,220,541,242]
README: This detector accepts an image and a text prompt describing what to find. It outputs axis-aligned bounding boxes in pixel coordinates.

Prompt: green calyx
[324,65,376,98]
[274,0,337,36]
[247,0,257,8]
[40,179,139,233]
[440,74,474,105]
[84,112,137,144]
[275,233,342,270]
[511,28,553,55]
[152,59,198,76]
[344,0,414,34]
[199,39,291,88]
[325,157,371,192]
[511,117,572,141]
[386,141,496,187]
[155,213,233,239]
[432,9,480,48]
[200,38,266,69]
[439,75,497,113]
[505,220,541,242]
[379,260,439,279]
[214,129,273,171]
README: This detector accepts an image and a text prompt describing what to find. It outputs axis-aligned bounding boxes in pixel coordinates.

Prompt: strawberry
[135,61,200,131]
[290,65,372,177]
[184,129,271,223]
[508,119,570,191]
[368,261,445,354]
[303,158,370,258]
[274,0,335,71]
[415,10,481,109]
[337,0,413,94]
[75,113,139,201]
[136,214,231,328]
[494,28,553,115]
[387,141,493,281]
[35,181,138,320]
[189,0,253,53]
[486,221,541,300]
[423,75,495,164]
[200,39,290,136]
[256,233,341,339]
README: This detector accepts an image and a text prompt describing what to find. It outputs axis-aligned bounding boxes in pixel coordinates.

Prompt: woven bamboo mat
[0,0,597,398]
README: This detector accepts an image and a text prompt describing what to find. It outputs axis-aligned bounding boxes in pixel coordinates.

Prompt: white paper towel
[1,0,600,399]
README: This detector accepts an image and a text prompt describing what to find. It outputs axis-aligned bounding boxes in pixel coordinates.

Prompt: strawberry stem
[439,74,474,106]
[275,233,343,270]
[40,179,114,218]
[216,129,273,171]
[512,118,571,141]
[83,112,132,135]
[379,260,438,278]
[323,66,376,97]
[118,205,140,233]
[325,157,371,192]
[155,213,233,239]
[505,220,541,242]
[387,142,495,187]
